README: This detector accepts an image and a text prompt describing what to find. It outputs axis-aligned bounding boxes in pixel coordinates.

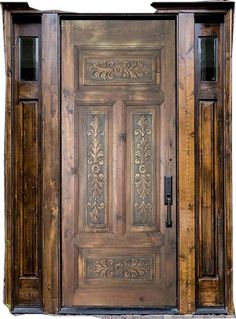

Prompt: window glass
[19,37,38,81]
[199,37,217,81]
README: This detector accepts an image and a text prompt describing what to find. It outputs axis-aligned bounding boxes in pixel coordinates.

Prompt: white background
[0,0,235,318]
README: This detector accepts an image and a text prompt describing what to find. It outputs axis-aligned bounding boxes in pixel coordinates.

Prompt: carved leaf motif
[135,201,152,224]
[89,61,148,81]
[134,115,151,137]
[135,170,151,199]
[135,138,151,165]
[134,114,153,225]
[89,257,151,279]
[87,115,105,224]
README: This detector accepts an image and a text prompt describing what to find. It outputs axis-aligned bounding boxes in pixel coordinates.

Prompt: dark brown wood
[12,21,42,307]
[178,13,195,314]
[61,19,176,308]
[2,1,234,315]
[151,1,234,13]
[3,5,13,311]
[195,21,225,309]
[224,8,234,315]
[41,13,60,313]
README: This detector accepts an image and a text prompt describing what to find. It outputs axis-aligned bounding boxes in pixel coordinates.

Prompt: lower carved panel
[86,256,153,280]
[78,249,160,288]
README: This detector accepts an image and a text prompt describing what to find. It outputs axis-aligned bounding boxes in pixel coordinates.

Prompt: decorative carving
[133,115,153,225]
[87,256,153,280]
[89,60,148,81]
[87,115,106,225]
[83,54,157,85]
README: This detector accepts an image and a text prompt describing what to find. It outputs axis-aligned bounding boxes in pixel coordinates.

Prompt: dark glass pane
[19,37,38,81]
[199,37,217,81]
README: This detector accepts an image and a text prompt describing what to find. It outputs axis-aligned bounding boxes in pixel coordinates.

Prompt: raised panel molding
[75,47,161,87]
[198,100,216,277]
[14,100,41,305]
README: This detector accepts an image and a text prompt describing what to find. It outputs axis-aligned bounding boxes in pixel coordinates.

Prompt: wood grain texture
[61,19,176,308]
[195,21,225,309]
[41,14,60,313]
[2,3,234,314]
[178,13,195,314]
[12,21,42,307]
[224,8,234,315]
[3,7,13,310]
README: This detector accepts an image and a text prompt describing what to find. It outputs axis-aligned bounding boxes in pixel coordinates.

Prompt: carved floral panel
[133,113,154,225]
[86,255,153,280]
[84,56,156,85]
[86,113,107,226]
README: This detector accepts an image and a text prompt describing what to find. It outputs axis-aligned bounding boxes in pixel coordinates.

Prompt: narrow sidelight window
[199,37,217,81]
[19,37,39,81]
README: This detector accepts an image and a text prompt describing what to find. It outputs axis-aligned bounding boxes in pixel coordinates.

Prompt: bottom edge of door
[58,307,179,315]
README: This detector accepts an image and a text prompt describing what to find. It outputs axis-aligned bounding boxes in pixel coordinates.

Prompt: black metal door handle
[165,196,172,227]
[164,176,173,228]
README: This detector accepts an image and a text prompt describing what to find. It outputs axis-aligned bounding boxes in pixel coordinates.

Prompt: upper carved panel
[87,58,152,82]
[76,47,161,87]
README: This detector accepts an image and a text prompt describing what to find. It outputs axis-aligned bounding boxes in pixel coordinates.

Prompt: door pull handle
[164,176,173,228]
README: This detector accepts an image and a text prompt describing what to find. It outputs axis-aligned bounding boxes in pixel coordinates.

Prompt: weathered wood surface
[41,13,60,313]
[178,13,195,314]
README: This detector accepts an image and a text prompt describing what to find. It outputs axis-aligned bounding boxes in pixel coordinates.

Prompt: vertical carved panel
[86,113,107,226]
[133,114,153,225]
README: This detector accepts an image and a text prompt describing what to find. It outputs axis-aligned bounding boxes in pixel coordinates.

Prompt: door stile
[41,13,61,313]
[178,13,195,314]
[112,99,125,236]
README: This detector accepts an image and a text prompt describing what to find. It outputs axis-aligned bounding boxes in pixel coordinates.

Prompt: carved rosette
[87,256,152,280]
[133,114,153,225]
[87,114,106,225]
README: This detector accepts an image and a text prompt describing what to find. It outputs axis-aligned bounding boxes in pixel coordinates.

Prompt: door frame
[2,2,234,315]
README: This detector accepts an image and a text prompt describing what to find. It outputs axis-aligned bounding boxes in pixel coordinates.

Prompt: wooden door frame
[2,1,234,315]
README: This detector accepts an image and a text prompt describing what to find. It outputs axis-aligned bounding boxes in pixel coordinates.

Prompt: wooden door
[61,19,176,308]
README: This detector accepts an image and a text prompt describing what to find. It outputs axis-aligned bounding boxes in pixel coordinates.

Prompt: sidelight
[19,37,39,81]
[199,36,217,81]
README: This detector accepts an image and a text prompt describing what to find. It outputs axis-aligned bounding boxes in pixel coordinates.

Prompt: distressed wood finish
[2,1,234,315]
[195,21,225,309]
[3,7,13,310]
[178,13,195,314]
[224,8,234,315]
[11,21,42,308]
[61,19,176,308]
[41,14,60,313]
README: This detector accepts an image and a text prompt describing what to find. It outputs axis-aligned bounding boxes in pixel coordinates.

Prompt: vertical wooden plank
[3,7,13,310]
[42,14,60,313]
[61,19,75,306]
[162,19,176,306]
[178,13,195,314]
[224,8,234,315]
